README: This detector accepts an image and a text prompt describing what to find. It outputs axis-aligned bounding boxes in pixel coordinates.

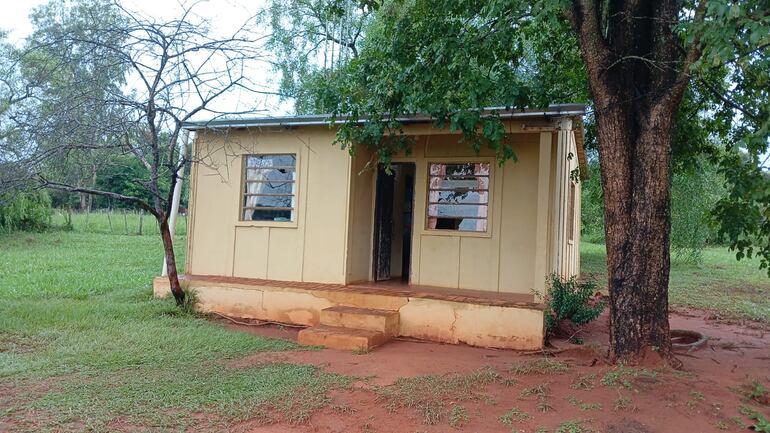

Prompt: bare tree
[14,0,270,305]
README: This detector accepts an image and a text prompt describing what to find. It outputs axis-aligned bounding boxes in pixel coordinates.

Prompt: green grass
[581,242,770,323]
[0,231,348,432]
[49,209,187,236]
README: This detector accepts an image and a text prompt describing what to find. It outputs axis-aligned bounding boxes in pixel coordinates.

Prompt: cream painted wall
[187,127,351,284]
[186,117,582,294]
[549,118,582,279]
[345,145,376,283]
[346,133,543,294]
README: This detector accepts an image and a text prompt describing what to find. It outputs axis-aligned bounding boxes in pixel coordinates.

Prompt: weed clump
[499,407,532,425]
[540,274,605,338]
[510,358,571,375]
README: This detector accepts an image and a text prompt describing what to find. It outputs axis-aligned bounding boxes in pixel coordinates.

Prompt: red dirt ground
[225,310,770,433]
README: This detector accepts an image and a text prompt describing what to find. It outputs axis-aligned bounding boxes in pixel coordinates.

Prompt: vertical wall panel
[301,131,351,283]
[232,226,269,278]
[418,235,460,287]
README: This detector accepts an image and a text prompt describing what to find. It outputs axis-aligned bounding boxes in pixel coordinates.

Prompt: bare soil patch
[226,310,770,433]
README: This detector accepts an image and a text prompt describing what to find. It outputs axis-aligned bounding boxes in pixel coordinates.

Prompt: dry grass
[374,366,502,425]
[510,358,571,375]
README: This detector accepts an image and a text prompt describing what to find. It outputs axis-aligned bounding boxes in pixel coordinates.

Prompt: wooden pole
[162,129,190,276]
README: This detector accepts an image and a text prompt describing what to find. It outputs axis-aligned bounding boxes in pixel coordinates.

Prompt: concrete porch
[153,275,546,350]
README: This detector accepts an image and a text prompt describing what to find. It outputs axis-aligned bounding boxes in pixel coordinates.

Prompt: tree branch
[38,176,159,217]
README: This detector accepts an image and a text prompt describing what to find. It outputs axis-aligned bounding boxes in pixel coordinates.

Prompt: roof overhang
[182,103,586,131]
[184,103,589,180]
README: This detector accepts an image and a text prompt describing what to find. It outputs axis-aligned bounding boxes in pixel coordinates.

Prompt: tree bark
[159,215,185,305]
[596,104,675,364]
[566,0,704,366]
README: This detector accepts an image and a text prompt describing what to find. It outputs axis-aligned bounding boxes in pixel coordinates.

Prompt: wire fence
[50,209,187,237]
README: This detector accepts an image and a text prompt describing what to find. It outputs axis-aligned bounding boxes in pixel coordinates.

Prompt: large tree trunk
[596,105,675,364]
[159,215,185,305]
[567,0,704,365]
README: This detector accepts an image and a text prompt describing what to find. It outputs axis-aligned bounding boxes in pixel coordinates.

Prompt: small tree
[8,0,266,305]
[542,274,605,339]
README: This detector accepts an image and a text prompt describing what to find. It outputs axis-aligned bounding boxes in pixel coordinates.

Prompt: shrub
[0,190,53,232]
[542,274,605,337]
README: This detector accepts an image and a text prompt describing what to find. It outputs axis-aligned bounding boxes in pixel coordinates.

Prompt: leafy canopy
[279,0,769,274]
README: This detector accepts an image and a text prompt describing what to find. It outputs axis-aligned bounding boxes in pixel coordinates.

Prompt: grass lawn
[582,242,770,323]
[48,209,187,237]
[2,226,769,432]
[0,230,349,432]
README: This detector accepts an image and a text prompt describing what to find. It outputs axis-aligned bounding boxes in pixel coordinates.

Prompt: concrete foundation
[154,275,546,350]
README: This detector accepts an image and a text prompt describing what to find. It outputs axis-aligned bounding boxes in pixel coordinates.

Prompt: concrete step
[297,325,391,351]
[320,306,399,336]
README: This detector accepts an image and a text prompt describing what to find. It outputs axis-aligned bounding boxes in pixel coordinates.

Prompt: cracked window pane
[242,154,296,222]
[426,163,490,232]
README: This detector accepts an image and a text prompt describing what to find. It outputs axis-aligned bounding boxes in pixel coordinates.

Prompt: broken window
[427,162,490,232]
[241,154,296,222]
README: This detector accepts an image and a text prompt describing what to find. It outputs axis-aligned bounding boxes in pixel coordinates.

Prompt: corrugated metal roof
[183,103,586,130]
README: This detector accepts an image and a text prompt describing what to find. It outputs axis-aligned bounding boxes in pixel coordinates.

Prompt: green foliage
[670,160,727,262]
[754,415,770,433]
[541,274,604,335]
[691,0,770,275]
[711,153,770,276]
[580,160,604,243]
[0,190,52,232]
[581,241,770,323]
[92,153,186,210]
[20,0,130,197]
[264,0,373,114]
[288,0,770,279]
[740,405,770,432]
[582,157,726,262]
[314,0,587,165]
[178,288,200,317]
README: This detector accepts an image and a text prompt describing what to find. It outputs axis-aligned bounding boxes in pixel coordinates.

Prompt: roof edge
[183,103,586,131]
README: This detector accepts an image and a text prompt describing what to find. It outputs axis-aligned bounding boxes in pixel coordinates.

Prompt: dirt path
[227,311,770,433]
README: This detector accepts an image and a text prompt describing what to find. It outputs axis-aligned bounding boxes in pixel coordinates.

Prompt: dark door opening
[373,163,415,282]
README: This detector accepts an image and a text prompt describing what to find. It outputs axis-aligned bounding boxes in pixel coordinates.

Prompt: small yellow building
[154,104,587,351]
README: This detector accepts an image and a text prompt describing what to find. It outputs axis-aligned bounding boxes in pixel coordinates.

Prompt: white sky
[2,0,258,41]
[0,0,292,117]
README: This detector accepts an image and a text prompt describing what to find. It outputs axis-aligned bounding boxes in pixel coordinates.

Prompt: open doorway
[372,163,415,282]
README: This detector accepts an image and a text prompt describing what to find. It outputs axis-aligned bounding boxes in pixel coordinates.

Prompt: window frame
[423,160,494,236]
[236,153,300,228]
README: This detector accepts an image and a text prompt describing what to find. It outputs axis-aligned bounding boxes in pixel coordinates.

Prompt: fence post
[138,211,143,236]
